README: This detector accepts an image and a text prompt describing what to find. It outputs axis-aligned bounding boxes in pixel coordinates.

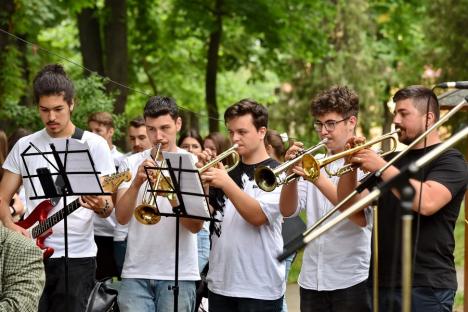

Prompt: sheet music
[162,151,210,218]
[22,138,103,197]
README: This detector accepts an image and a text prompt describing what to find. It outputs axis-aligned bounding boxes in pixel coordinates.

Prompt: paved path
[285,283,300,312]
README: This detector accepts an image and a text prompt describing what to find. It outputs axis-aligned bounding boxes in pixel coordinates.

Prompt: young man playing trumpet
[280,86,371,312]
[338,85,468,312]
[200,99,285,311]
[115,96,203,312]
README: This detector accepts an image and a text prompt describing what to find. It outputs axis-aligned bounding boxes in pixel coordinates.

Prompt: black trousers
[39,257,96,312]
[208,290,283,312]
[300,280,371,312]
[95,235,118,279]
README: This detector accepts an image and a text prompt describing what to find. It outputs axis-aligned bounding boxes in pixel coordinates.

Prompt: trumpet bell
[302,154,321,181]
[134,204,161,225]
[254,166,277,192]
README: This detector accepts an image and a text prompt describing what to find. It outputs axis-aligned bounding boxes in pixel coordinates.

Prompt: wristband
[95,200,110,216]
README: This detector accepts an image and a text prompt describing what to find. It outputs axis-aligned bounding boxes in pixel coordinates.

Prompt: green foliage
[1,74,121,138]
[73,74,125,139]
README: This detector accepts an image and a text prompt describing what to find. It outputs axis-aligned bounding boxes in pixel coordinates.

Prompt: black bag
[85,277,119,312]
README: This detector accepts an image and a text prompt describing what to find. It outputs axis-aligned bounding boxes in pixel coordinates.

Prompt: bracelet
[95,200,110,216]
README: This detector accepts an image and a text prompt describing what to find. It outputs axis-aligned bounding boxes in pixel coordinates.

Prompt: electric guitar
[16,170,131,258]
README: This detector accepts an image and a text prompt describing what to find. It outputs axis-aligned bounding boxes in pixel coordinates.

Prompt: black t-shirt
[377,145,467,289]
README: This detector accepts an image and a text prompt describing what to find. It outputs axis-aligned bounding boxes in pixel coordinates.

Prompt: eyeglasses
[314,117,349,132]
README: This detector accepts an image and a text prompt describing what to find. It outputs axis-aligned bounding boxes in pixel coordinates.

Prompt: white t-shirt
[3,128,115,258]
[119,147,200,281]
[207,160,285,300]
[295,156,372,291]
[93,145,125,237]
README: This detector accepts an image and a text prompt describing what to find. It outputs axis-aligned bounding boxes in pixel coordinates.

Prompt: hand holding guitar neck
[16,170,131,258]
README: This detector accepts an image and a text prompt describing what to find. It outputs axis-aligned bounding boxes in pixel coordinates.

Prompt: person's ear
[259,126,267,140]
[348,115,357,127]
[175,117,182,131]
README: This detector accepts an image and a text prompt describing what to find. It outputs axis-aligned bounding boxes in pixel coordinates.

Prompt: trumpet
[300,129,400,181]
[323,129,401,177]
[254,139,328,192]
[199,144,240,173]
[134,143,173,225]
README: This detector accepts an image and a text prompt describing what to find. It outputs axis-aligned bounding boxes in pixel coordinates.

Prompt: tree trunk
[104,0,129,115]
[0,0,15,112]
[180,110,200,134]
[77,7,105,76]
[205,0,223,133]
[381,84,393,152]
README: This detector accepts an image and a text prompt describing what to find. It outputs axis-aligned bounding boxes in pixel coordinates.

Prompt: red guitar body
[16,199,55,258]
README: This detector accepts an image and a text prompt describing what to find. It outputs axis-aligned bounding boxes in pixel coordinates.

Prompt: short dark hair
[129,116,145,128]
[33,64,75,105]
[224,99,268,130]
[393,85,440,120]
[88,112,114,128]
[144,96,179,120]
[177,129,203,147]
[310,86,359,118]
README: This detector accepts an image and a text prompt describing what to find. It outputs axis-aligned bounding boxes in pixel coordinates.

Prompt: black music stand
[143,151,216,312]
[20,139,110,312]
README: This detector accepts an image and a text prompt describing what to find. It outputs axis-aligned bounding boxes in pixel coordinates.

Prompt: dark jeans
[113,239,127,278]
[209,290,283,312]
[95,235,118,279]
[300,280,371,312]
[39,257,96,312]
[378,287,455,312]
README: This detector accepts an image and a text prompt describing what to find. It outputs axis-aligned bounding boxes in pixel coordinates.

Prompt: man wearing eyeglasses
[280,86,371,312]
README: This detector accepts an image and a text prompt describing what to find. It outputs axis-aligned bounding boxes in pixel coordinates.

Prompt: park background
[0,0,466,310]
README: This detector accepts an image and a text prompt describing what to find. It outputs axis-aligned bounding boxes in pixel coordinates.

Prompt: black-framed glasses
[314,117,349,132]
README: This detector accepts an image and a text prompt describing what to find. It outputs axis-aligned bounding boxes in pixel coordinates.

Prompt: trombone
[300,97,468,234]
[254,139,328,192]
[134,144,240,224]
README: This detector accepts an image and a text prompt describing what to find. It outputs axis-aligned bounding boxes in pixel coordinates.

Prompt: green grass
[287,211,306,283]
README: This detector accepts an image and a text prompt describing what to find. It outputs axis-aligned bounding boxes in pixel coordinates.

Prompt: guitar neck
[32,198,82,238]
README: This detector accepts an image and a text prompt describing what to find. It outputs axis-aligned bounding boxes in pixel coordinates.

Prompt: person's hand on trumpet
[196,148,217,191]
[197,149,231,190]
[349,148,387,174]
[133,157,158,189]
[284,141,309,179]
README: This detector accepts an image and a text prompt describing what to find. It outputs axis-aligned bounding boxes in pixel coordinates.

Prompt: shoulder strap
[72,127,84,140]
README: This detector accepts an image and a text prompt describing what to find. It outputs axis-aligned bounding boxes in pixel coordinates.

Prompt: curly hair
[310,86,359,118]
